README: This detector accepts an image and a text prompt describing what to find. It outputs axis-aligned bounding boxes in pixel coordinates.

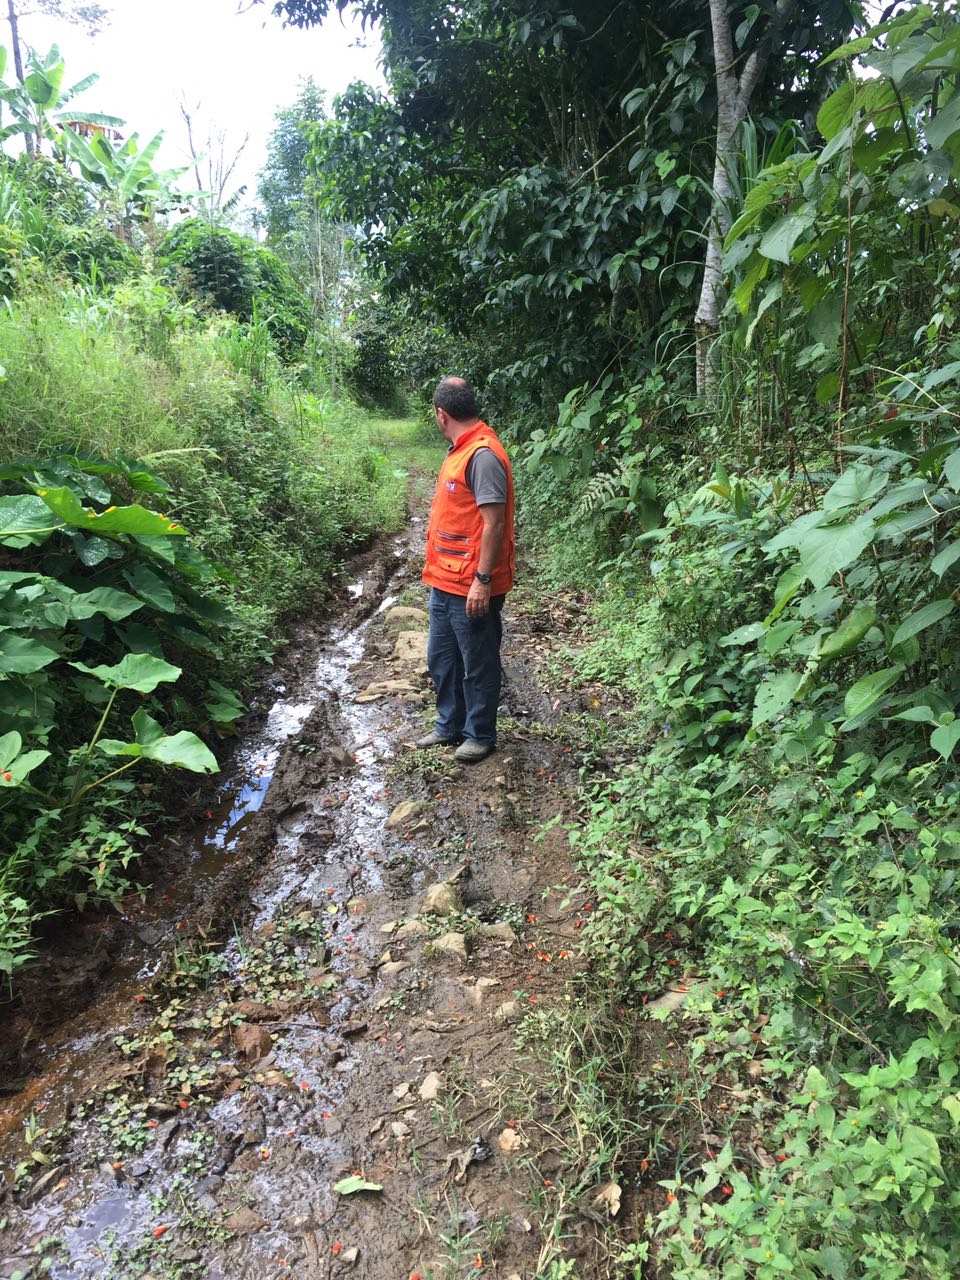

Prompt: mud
[0,499,601,1280]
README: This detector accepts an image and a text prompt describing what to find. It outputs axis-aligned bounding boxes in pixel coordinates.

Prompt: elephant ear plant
[0,453,241,978]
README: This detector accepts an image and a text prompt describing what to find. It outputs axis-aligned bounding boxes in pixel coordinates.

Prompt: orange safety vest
[422,421,516,597]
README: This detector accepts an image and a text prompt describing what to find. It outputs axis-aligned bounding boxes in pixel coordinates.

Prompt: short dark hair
[433,376,478,422]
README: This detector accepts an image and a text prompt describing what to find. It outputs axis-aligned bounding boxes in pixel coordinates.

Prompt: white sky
[13,0,384,206]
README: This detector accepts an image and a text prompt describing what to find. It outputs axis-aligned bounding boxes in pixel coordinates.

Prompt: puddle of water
[0,536,414,1193]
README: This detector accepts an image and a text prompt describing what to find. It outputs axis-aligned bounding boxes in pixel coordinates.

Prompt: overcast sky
[14,0,384,207]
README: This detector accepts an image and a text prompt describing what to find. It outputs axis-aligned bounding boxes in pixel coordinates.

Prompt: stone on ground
[421,881,461,916]
[386,799,425,829]
[431,932,469,963]
[384,605,429,629]
[393,630,429,663]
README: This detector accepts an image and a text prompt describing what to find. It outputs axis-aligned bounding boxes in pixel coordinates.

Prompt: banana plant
[0,43,123,152]
[58,126,189,226]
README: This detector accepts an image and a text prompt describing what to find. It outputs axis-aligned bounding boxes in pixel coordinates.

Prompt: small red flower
[147,1119,159,1129]
[178,1099,190,1110]
[721,1184,733,1196]
[2,772,11,782]
[666,1191,675,1203]
[331,1242,342,1255]
[153,1225,168,1238]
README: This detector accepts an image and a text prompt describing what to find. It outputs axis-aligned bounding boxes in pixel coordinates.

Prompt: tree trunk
[694,0,799,396]
[6,0,35,155]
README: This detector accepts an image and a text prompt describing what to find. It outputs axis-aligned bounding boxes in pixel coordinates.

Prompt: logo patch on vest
[444,480,457,492]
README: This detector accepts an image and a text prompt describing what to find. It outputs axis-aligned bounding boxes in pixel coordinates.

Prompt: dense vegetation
[0,51,408,979]
[261,1,960,1274]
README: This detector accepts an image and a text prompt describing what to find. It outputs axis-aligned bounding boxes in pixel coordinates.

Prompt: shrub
[160,218,310,360]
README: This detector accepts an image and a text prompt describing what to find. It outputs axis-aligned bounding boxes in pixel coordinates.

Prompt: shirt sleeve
[465,448,508,506]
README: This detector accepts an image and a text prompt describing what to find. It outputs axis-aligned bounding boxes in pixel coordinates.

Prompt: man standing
[418,376,515,763]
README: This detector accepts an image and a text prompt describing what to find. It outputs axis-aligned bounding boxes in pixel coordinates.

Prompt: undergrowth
[524,455,960,1277]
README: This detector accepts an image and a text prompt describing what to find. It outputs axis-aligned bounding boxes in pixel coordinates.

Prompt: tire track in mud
[0,504,590,1280]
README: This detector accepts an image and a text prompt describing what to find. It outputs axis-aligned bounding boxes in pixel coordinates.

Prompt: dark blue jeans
[428,587,505,746]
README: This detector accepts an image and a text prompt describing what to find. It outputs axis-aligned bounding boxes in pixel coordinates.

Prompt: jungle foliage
[0,49,405,978]
[262,0,960,1274]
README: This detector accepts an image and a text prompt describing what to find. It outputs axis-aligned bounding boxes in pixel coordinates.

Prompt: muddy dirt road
[0,496,598,1280]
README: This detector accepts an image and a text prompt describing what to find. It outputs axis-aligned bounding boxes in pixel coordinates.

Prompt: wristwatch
[474,570,493,585]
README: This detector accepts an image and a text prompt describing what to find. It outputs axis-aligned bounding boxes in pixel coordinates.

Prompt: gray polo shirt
[464,447,508,506]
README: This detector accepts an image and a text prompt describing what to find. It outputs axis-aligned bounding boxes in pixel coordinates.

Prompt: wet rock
[234,1023,274,1062]
[421,882,461,916]
[21,1165,68,1206]
[156,1119,181,1150]
[477,922,517,945]
[197,1192,219,1213]
[324,1116,344,1136]
[393,630,429,664]
[385,605,429,628]
[494,1000,520,1024]
[386,799,425,829]
[338,1246,360,1267]
[431,932,469,964]
[393,1081,412,1101]
[225,1206,268,1236]
[390,1121,411,1139]
[357,679,417,702]
[173,1247,202,1263]
[396,919,429,938]
[329,745,352,767]
[380,960,410,978]
[419,1071,444,1101]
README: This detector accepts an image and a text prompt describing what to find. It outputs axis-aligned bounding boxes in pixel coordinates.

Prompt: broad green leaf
[842,666,903,725]
[0,633,59,674]
[752,671,802,727]
[944,448,960,490]
[124,564,176,613]
[798,517,875,590]
[0,494,58,546]
[719,621,765,647]
[68,587,144,622]
[0,746,50,785]
[817,81,856,140]
[819,604,876,662]
[931,541,960,577]
[70,652,181,693]
[764,563,807,626]
[823,465,888,510]
[821,34,876,64]
[890,599,954,650]
[205,680,245,727]
[931,721,960,762]
[333,1174,383,1195]
[0,730,21,769]
[893,705,937,724]
[926,94,960,150]
[900,1124,942,1168]
[758,211,814,264]
[99,708,218,773]
[38,486,188,538]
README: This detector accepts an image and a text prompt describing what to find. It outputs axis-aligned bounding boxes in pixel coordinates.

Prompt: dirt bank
[0,494,614,1280]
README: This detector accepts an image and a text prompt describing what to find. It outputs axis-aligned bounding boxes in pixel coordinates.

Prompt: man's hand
[466,578,492,618]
